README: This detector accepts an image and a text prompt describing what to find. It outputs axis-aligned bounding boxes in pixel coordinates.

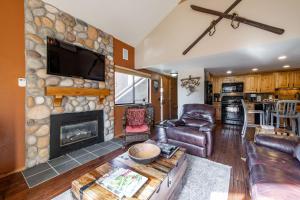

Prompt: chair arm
[199,124,215,157]
[166,119,185,127]
[255,134,300,155]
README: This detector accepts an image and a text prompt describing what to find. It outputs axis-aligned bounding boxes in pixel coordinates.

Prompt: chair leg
[291,118,296,133]
[259,113,262,126]
[276,115,280,128]
[271,114,274,126]
[242,119,247,137]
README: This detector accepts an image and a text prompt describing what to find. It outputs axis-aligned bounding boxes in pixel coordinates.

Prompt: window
[115,72,150,105]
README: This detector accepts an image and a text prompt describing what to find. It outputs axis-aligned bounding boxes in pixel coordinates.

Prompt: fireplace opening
[50,110,104,159]
[60,120,98,147]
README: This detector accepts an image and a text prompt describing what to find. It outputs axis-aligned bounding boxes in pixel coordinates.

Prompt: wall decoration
[181,75,201,96]
[182,0,285,55]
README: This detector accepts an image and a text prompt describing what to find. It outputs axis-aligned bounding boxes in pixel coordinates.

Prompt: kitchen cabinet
[244,75,260,93]
[213,102,221,120]
[275,72,292,88]
[275,71,300,88]
[292,71,300,88]
[260,73,275,93]
[211,70,300,95]
[213,77,222,94]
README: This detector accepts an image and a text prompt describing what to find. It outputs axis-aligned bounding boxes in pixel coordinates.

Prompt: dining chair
[241,99,265,137]
[270,100,300,135]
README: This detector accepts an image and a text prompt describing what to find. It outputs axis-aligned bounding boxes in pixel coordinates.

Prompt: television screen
[47,37,105,81]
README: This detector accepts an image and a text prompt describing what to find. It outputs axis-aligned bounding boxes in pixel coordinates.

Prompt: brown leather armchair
[158,104,216,157]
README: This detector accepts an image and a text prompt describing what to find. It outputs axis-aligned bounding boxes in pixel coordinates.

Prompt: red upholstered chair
[123,106,151,145]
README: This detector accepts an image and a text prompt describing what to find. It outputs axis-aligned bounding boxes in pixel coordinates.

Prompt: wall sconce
[180,75,201,96]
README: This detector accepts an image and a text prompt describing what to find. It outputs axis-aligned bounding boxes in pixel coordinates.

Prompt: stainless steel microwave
[222,82,244,93]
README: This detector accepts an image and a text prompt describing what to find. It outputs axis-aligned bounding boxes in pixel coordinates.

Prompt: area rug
[53,155,231,200]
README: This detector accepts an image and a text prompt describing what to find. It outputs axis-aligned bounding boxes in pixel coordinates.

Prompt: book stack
[157,143,179,159]
[97,168,148,199]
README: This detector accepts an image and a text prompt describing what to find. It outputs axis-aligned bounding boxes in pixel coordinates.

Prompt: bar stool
[271,100,300,135]
[241,99,265,137]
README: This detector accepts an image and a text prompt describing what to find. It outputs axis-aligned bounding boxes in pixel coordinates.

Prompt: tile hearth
[22,139,122,188]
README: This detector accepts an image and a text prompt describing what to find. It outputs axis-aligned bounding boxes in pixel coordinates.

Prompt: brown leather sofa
[246,134,300,200]
[157,104,216,157]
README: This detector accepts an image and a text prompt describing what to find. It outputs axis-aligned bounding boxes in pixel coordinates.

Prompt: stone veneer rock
[25,0,115,168]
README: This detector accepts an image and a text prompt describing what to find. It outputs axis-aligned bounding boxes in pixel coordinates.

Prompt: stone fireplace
[25,0,115,168]
[49,110,104,159]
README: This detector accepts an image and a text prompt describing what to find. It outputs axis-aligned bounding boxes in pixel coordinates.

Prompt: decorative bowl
[128,143,161,164]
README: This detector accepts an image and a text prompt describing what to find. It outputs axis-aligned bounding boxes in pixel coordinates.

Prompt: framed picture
[153,80,159,92]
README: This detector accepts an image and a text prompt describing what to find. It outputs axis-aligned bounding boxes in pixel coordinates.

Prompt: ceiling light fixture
[278,55,287,60]
[170,72,178,77]
[283,65,290,69]
[252,68,258,72]
[226,70,232,74]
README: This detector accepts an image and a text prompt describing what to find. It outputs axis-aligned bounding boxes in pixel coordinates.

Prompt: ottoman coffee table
[71,145,187,200]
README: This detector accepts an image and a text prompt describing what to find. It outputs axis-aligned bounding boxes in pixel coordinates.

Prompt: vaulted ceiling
[44,0,180,46]
[135,0,300,75]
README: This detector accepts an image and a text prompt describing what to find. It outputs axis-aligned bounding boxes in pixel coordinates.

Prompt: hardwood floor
[0,123,251,200]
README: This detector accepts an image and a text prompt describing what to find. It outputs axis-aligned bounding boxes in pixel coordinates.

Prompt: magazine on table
[157,142,179,158]
[96,168,148,199]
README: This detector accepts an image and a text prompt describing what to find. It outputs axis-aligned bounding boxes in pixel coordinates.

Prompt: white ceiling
[44,0,180,46]
[146,37,300,76]
[135,0,300,76]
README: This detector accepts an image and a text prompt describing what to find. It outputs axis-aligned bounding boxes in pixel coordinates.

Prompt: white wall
[177,66,205,116]
[136,0,300,68]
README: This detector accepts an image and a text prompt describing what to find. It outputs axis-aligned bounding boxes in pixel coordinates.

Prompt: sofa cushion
[249,165,300,200]
[181,104,216,124]
[182,119,210,128]
[126,125,149,133]
[166,127,206,147]
[246,142,299,172]
[255,134,299,155]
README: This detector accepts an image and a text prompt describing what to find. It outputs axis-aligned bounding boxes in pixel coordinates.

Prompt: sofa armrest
[166,119,185,127]
[255,134,299,155]
[199,124,215,157]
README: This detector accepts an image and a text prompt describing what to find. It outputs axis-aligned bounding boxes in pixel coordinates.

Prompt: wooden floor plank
[0,122,250,200]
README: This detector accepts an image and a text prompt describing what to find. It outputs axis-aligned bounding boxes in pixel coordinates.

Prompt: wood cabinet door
[292,71,300,88]
[234,76,243,83]
[260,73,275,93]
[275,72,291,88]
[213,77,222,94]
[244,75,260,93]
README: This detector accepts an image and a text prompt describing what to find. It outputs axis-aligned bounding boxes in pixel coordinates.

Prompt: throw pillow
[126,108,146,126]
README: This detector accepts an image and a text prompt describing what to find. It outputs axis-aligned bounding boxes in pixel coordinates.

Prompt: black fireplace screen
[60,120,98,147]
[50,110,104,159]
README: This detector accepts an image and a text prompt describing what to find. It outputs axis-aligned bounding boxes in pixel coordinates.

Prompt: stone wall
[25,0,115,168]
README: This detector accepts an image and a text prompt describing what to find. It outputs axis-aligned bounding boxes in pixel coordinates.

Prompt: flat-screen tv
[47,37,105,81]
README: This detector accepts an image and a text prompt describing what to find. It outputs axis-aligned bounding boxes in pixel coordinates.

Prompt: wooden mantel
[45,86,110,107]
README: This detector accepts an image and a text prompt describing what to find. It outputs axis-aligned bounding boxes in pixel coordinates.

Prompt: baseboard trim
[0,166,25,179]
